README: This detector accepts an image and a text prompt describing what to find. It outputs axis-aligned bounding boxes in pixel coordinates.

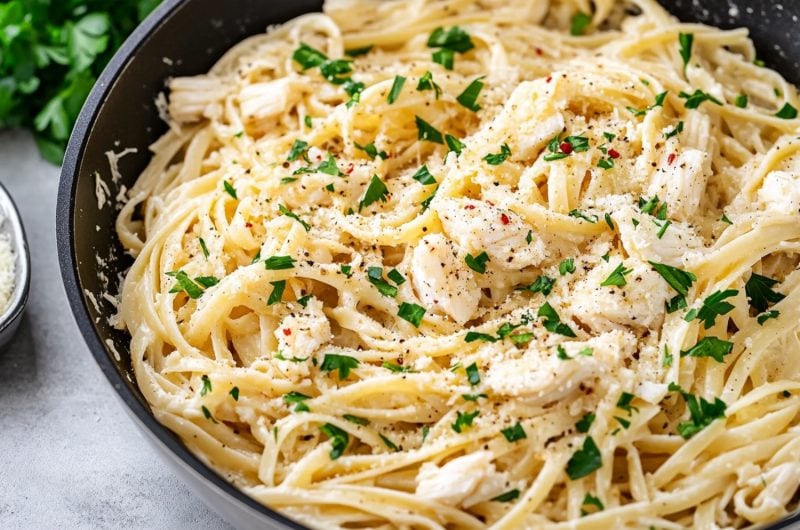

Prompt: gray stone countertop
[0,131,232,529]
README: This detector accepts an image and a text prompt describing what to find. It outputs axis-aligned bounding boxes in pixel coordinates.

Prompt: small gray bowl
[0,181,30,351]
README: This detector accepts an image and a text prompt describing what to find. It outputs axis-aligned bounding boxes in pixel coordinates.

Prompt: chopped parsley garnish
[319,58,353,85]
[276,351,308,363]
[287,139,309,162]
[194,276,219,288]
[501,422,527,442]
[387,75,406,104]
[681,336,734,363]
[416,71,442,98]
[387,269,406,286]
[545,134,590,161]
[462,393,488,402]
[684,289,737,328]
[581,493,604,515]
[445,134,465,156]
[656,219,671,239]
[296,295,312,308]
[343,414,369,425]
[317,153,344,176]
[679,89,723,109]
[304,115,313,128]
[344,79,365,107]
[412,165,437,185]
[649,262,697,313]
[420,186,438,211]
[721,212,733,224]
[669,382,727,439]
[492,489,520,503]
[576,412,595,433]
[415,116,444,144]
[568,209,598,223]
[566,436,602,480]
[223,180,237,199]
[745,273,785,313]
[382,362,413,373]
[281,177,298,185]
[484,143,512,165]
[320,423,349,459]
[465,251,490,274]
[354,141,388,160]
[665,121,685,139]
[166,271,205,299]
[465,362,480,385]
[229,387,239,401]
[757,310,780,325]
[597,157,614,170]
[559,258,575,276]
[570,11,591,36]
[522,275,556,296]
[398,303,426,327]
[292,43,327,70]
[638,195,667,219]
[604,213,615,230]
[201,405,217,423]
[380,434,399,451]
[776,103,798,119]
[557,345,592,360]
[367,267,398,297]
[678,32,693,69]
[421,425,430,442]
[456,77,484,111]
[616,392,639,415]
[345,45,373,57]
[600,262,633,287]
[663,345,673,367]
[267,280,286,306]
[510,332,534,345]
[200,375,212,396]
[538,302,576,337]
[734,94,748,108]
[199,237,210,259]
[359,175,390,211]
[264,255,296,270]
[283,391,311,412]
[627,91,668,117]
[451,410,479,433]
[427,26,474,70]
[465,331,498,343]
[320,353,360,379]
[278,204,310,231]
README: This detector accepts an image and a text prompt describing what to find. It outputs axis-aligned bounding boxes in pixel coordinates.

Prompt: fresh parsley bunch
[0,0,161,164]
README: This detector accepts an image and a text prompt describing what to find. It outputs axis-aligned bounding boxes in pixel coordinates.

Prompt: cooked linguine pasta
[116,0,800,528]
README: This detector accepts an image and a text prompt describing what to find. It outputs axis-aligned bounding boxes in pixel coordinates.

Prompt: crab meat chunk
[647,149,710,221]
[416,451,509,507]
[239,78,299,121]
[411,234,481,325]
[758,171,800,215]
[274,298,331,359]
[434,198,545,270]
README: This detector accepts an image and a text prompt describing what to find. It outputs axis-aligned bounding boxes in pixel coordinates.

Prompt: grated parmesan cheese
[0,215,15,314]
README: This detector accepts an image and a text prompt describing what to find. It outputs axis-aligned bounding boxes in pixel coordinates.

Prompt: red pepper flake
[546,76,553,83]
[245,222,253,228]
[282,328,292,336]
[608,149,620,159]
[464,204,476,210]
[535,47,543,56]
[345,163,354,175]
[500,213,510,225]
[667,153,677,165]
[486,200,495,206]
[560,142,573,154]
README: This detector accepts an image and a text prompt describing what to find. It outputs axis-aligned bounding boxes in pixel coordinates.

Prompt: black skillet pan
[56,1,800,528]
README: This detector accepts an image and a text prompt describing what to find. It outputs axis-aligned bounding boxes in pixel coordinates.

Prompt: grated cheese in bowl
[0,215,15,315]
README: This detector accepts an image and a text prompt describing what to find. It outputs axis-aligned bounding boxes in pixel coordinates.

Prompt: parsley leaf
[387,269,406,285]
[166,270,204,299]
[229,386,239,401]
[650,262,696,312]
[521,275,556,296]
[465,362,480,385]
[566,436,602,480]
[492,489,520,503]
[379,434,399,451]
[398,303,426,327]
[627,91,668,117]
[367,267,398,297]
[320,423,349,459]
[484,143,512,165]
[685,289,737,329]
[415,115,444,144]
[200,375,212,396]
[581,493,604,515]
[382,362,413,373]
[576,412,595,433]
[568,209,598,223]
[278,204,310,231]
[287,139,309,162]
[343,414,369,425]
[681,336,734,363]
[600,262,633,287]
[223,180,237,199]
[354,141,388,160]
[734,94,748,108]
[678,32,693,69]
[776,103,798,119]
[267,280,286,306]
[679,89,723,109]
[417,71,442,98]
[445,134,465,156]
[669,382,727,439]
[745,273,785,313]
[320,353,360,379]
[456,77,484,111]
[293,43,327,70]
[538,302,576,337]
[198,237,210,259]
[559,258,575,276]
[570,12,592,36]
[465,331,498,343]
[451,410,479,433]
[264,255,296,270]
[465,251,490,274]
[412,165,437,185]
[757,310,780,325]
[387,75,405,104]
[501,422,527,442]
[359,175,389,211]
[283,391,311,412]
[427,26,475,69]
